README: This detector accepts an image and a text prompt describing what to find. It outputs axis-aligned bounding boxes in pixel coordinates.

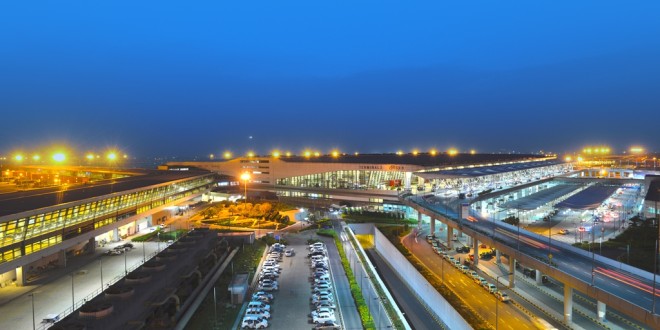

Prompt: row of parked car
[427,235,510,302]
[308,242,341,330]
[439,249,510,302]
[241,243,292,329]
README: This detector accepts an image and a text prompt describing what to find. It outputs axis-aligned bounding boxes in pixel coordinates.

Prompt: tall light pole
[99,259,104,291]
[240,172,250,203]
[124,247,128,275]
[70,274,75,312]
[29,293,36,330]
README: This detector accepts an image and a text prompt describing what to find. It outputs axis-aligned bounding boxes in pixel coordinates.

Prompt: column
[88,237,96,254]
[496,250,502,264]
[447,227,453,249]
[564,285,573,324]
[113,228,120,242]
[15,266,25,286]
[404,172,412,190]
[535,269,543,285]
[417,212,422,230]
[430,218,435,237]
[508,259,515,288]
[472,239,479,266]
[597,301,606,322]
[58,249,67,267]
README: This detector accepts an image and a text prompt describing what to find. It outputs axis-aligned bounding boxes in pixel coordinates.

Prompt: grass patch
[347,228,406,329]
[131,228,161,242]
[325,231,376,329]
[379,226,491,330]
[158,229,187,241]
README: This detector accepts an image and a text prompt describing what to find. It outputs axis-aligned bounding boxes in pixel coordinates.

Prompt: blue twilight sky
[1,1,659,158]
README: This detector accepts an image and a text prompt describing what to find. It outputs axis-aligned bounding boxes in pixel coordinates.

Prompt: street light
[240,172,250,202]
[29,293,36,330]
[70,274,75,311]
[100,259,104,291]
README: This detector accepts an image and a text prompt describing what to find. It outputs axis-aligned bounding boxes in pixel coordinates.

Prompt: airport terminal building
[0,169,215,286]
[166,153,568,207]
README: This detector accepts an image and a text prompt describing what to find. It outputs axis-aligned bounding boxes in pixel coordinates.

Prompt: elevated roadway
[402,195,660,329]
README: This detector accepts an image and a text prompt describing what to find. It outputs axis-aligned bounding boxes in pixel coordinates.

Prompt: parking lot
[241,232,341,330]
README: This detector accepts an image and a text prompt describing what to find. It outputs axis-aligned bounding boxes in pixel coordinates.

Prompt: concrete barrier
[373,227,472,330]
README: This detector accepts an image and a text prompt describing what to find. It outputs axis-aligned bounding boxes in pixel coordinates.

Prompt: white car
[247,301,271,312]
[285,249,295,257]
[311,307,335,318]
[315,301,336,309]
[241,316,268,329]
[259,283,279,291]
[246,308,271,319]
[313,311,337,324]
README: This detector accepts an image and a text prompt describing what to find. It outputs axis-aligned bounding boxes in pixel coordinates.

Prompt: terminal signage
[358,165,405,171]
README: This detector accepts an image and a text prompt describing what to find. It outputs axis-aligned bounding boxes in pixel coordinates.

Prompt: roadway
[407,194,660,322]
[401,232,539,330]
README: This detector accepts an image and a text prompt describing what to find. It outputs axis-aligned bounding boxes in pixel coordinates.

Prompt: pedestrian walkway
[0,228,163,330]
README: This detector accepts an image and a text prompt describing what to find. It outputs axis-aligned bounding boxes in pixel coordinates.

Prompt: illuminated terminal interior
[0,168,215,284]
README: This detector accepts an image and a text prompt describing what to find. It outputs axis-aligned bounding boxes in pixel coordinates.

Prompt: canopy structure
[419,161,561,179]
[555,184,620,210]
[500,184,581,210]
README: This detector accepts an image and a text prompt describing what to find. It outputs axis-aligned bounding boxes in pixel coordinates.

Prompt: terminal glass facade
[276,170,405,190]
[0,175,214,264]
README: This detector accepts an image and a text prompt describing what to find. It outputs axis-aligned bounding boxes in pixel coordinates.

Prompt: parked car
[285,249,295,257]
[312,311,337,324]
[246,308,271,319]
[247,301,270,312]
[241,316,268,329]
[314,320,341,329]
[495,291,510,302]
[483,283,498,293]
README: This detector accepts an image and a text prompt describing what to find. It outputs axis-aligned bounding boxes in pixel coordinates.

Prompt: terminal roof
[555,184,620,210]
[280,153,546,167]
[0,170,211,218]
[645,179,660,202]
[419,160,562,179]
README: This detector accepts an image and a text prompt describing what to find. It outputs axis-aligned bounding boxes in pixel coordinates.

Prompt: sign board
[460,203,470,220]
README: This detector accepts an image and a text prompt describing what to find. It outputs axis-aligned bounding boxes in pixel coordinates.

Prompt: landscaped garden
[191,201,296,231]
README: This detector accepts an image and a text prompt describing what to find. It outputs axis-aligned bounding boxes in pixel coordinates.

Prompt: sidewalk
[0,228,155,307]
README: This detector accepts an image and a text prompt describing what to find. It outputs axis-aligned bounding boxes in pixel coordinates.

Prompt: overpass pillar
[495,250,502,264]
[508,259,515,288]
[88,237,96,254]
[472,239,479,266]
[597,301,606,322]
[417,212,422,230]
[535,269,543,285]
[564,285,573,324]
[15,266,25,286]
[113,228,120,242]
[447,227,453,249]
[58,249,67,267]
[430,218,435,237]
